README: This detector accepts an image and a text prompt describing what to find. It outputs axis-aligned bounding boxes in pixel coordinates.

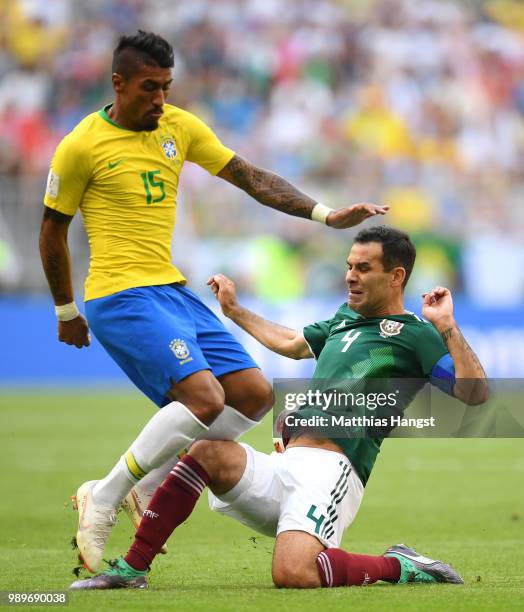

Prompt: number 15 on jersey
[140,170,166,205]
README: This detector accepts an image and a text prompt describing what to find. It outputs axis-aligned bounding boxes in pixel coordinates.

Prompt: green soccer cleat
[384,544,464,584]
[69,557,148,590]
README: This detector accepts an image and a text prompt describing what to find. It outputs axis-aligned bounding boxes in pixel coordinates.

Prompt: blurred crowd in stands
[0,0,523,306]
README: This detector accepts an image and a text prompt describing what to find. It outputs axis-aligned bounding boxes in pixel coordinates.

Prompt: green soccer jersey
[299,303,449,486]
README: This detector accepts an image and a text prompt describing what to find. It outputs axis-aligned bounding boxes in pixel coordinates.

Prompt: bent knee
[191,383,225,416]
[188,440,243,486]
[245,377,274,420]
[193,394,225,423]
[173,377,225,423]
[189,439,235,462]
[272,549,321,589]
[255,377,274,410]
[272,565,320,589]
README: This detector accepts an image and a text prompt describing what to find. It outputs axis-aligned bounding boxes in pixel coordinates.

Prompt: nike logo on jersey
[334,319,347,330]
[107,158,128,169]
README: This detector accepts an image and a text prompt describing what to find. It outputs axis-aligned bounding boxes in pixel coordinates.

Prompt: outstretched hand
[327,203,389,229]
[207,274,238,318]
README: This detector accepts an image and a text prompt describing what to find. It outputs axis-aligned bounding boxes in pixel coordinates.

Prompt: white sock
[91,456,135,507]
[130,406,259,499]
[92,401,207,507]
[198,404,259,441]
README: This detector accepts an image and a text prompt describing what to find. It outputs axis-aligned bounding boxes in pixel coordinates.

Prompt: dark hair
[354,225,416,288]
[112,30,174,77]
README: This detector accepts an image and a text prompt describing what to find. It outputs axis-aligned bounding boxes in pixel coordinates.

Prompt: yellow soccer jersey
[44,103,235,301]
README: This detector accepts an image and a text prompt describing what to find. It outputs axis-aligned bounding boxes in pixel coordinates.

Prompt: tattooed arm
[217,154,388,228]
[39,206,90,348]
[422,287,488,405]
[207,274,313,359]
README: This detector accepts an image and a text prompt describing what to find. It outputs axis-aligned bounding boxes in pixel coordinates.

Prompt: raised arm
[422,287,488,405]
[217,154,389,229]
[39,206,90,348]
[207,274,313,360]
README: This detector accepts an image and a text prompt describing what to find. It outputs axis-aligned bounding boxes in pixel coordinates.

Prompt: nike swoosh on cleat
[107,158,127,169]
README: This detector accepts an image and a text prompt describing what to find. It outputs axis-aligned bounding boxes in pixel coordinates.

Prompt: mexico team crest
[379,319,404,338]
[170,338,190,360]
[161,138,177,160]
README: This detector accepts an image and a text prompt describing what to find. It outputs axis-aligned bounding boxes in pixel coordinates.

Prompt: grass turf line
[0,392,523,611]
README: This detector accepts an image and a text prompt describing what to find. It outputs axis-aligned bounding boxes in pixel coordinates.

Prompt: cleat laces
[89,508,117,550]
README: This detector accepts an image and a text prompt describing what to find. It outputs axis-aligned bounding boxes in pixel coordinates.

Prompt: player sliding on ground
[70,226,488,590]
[39,31,387,573]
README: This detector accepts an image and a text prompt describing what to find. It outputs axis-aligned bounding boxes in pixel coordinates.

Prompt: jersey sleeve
[416,322,450,377]
[303,319,332,359]
[184,112,235,175]
[43,133,91,216]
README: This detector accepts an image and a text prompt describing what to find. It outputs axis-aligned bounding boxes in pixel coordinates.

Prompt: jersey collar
[342,303,412,321]
[98,104,129,130]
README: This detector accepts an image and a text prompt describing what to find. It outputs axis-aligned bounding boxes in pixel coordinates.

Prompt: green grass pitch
[1,391,523,611]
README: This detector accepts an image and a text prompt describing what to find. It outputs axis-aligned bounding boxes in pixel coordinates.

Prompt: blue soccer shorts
[85,283,258,407]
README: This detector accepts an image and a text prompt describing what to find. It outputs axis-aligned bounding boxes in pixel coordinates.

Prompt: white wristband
[55,302,80,322]
[311,203,334,224]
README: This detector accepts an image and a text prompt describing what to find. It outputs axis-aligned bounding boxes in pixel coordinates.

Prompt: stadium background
[0,1,523,608]
[1,0,524,384]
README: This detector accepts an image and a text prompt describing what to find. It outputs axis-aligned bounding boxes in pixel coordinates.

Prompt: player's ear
[112,73,125,93]
[391,266,406,288]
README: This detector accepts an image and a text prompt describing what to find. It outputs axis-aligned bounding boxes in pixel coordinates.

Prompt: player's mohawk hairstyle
[112,30,174,77]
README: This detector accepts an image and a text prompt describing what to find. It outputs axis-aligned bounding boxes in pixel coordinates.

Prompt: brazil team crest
[379,319,404,338]
[161,138,177,160]
[169,338,190,360]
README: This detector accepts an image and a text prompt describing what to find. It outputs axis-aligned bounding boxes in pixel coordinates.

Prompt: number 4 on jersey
[341,329,361,352]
